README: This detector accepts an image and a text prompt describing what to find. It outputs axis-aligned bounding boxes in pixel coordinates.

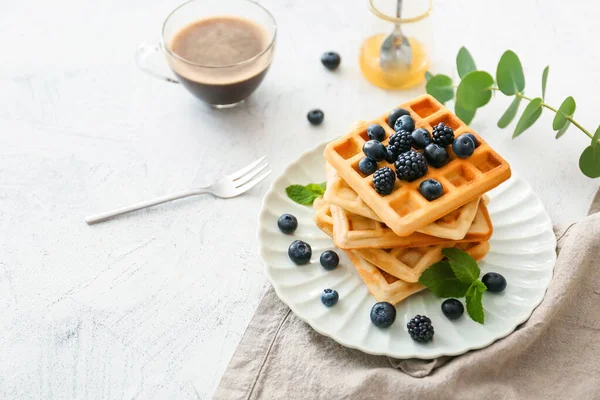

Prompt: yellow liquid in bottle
[359,34,429,90]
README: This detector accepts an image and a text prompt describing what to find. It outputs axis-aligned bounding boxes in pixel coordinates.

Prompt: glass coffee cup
[136,0,277,108]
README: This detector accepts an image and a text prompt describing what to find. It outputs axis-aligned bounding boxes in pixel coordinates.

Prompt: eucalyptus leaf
[456,71,494,110]
[497,96,522,128]
[552,96,576,130]
[455,102,476,125]
[496,50,525,96]
[542,66,549,100]
[555,121,570,139]
[592,125,600,147]
[425,71,433,82]
[456,47,476,79]
[426,74,454,104]
[513,97,543,138]
[579,145,600,178]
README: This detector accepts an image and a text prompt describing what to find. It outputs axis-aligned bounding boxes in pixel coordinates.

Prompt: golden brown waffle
[325,163,482,240]
[324,94,511,237]
[330,201,492,250]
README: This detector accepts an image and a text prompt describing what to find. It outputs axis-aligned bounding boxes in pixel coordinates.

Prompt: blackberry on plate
[394,115,415,133]
[387,107,410,128]
[482,272,507,293]
[278,213,298,234]
[423,143,450,168]
[358,157,377,175]
[372,167,396,195]
[367,124,386,142]
[419,179,444,201]
[432,122,455,147]
[370,302,396,328]
[410,128,432,149]
[288,240,312,265]
[407,314,435,342]
[307,109,324,125]
[321,289,339,307]
[321,52,341,70]
[441,299,464,320]
[395,150,428,182]
[363,140,387,161]
[388,130,412,158]
[320,250,339,270]
[385,147,398,164]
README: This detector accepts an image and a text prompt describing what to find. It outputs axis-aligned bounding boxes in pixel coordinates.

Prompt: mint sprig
[418,248,488,324]
[286,182,326,205]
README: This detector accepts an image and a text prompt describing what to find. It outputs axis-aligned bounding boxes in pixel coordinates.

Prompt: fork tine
[234,162,269,188]
[227,156,266,180]
[235,170,272,194]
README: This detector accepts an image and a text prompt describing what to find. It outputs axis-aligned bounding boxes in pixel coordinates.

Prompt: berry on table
[370,302,396,328]
[410,128,432,149]
[321,289,339,307]
[482,272,507,293]
[277,213,298,234]
[394,115,415,133]
[363,140,387,161]
[321,52,341,70]
[387,108,410,128]
[367,124,386,142]
[320,250,340,270]
[423,143,450,168]
[372,167,396,195]
[358,157,378,175]
[432,122,455,147]
[452,134,475,158]
[395,150,428,182]
[307,109,324,125]
[288,240,312,265]
[419,179,444,201]
[387,130,412,161]
[407,315,435,342]
[441,299,464,320]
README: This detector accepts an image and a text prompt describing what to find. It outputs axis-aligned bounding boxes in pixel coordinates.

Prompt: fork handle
[85,189,206,225]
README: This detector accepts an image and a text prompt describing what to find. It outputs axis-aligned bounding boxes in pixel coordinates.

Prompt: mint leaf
[305,183,325,196]
[442,248,480,284]
[319,182,327,191]
[286,182,327,205]
[466,280,487,324]
[418,261,471,298]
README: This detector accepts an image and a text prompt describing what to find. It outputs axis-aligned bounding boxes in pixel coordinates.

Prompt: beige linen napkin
[215,192,600,400]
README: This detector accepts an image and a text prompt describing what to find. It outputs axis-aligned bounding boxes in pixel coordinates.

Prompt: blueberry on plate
[277,213,298,234]
[394,115,415,133]
[288,240,312,265]
[441,299,464,320]
[482,272,507,293]
[307,109,324,125]
[452,134,475,158]
[321,289,339,307]
[407,315,434,342]
[423,143,450,168]
[367,124,386,142]
[370,302,396,328]
[419,179,444,201]
[321,51,341,70]
[363,140,387,161]
[387,107,410,128]
[320,250,340,270]
[410,128,432,149]
[358,157,378,175]
[464,133,479,148]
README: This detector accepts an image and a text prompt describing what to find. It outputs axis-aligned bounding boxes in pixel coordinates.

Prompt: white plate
[258,141,556,359]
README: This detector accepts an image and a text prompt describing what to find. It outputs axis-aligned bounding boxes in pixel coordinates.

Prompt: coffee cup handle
[135,42,179,84]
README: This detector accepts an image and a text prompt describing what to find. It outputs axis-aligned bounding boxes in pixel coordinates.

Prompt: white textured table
[1,0,597,398]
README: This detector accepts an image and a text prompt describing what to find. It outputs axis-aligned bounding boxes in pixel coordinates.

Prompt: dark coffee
[169,16,271,105]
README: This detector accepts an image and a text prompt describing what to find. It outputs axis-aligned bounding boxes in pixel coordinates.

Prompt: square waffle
[324,94,511,237]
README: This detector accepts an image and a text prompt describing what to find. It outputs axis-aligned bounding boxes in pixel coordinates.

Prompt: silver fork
[85,157,271,225]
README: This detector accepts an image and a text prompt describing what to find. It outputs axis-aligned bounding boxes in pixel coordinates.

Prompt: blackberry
[395,150,428,182]
[407,315,434,343]
[432,123,455,147]
[372,167,396,195]
[387,130,412,162]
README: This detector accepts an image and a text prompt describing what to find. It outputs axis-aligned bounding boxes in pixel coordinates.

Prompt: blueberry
[394,115,415,133]
[320,250,339,270]
[387,108,410,128]
[423,143,450,168]
[321,52,341,70]
[321,289,339,307]
[370,302,396,328]
[288,240,312,265]
[419,179,444,201]
[482,272,507,293]
[358,157,377,176]
[367,124,386,142]
[363,140,387,161]
[452,134,475,158]
[464,133,479,148]
[277,213,298,234]
[410,128,432,149]
[441,299,464,320]
[307,109,324,125]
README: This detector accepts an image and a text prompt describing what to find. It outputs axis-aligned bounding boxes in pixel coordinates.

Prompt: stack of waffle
[314,95,511,305]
